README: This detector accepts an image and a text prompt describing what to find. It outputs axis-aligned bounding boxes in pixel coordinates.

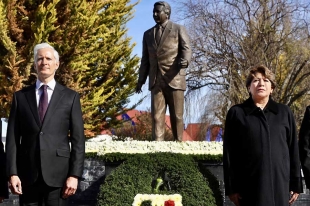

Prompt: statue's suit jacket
[6,82,85,187]
[138,20,192,90]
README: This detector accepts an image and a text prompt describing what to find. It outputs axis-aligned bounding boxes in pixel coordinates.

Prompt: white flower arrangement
[85,135,223,155]
[132,194,182,206]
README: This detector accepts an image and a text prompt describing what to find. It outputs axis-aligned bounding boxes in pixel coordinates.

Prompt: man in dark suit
[136,1,192,141]
[5,43,85,206]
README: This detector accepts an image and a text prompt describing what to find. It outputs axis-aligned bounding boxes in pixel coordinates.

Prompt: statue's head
[153,1,171,24]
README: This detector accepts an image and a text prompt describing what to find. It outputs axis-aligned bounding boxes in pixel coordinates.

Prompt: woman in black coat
[223,65,303,206]
[299,106,310,189]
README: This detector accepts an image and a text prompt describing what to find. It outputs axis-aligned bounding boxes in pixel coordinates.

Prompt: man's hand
[289,191,299,205]
[62,176,78,199]
[136,82,143,93]
[229,193,242,206]
[9,175,22,195]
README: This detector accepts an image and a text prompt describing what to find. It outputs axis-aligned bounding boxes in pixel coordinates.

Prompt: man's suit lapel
[41,83,65,127]
[151,26,157,48]
[158,21,172,48]
[24,84,41,127]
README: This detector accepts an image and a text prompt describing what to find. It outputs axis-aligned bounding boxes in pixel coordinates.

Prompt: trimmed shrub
[85,152,223,163]
[97,153,222,206]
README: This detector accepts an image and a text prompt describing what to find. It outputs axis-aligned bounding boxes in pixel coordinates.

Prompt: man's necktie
[155,24,163,44]
[39,85,48,123]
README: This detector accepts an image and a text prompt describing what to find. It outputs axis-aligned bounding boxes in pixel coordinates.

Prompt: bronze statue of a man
[136,1,192,141]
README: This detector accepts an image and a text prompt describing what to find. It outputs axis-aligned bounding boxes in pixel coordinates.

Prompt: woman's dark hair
[246,65,276,89]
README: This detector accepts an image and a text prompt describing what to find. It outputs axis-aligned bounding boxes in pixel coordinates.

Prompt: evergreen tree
[0,0,140,136]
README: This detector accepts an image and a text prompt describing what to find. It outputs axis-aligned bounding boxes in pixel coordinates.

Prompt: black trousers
[19,175,67,206]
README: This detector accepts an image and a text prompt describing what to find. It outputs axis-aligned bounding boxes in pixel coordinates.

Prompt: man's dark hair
[154,1,171,19]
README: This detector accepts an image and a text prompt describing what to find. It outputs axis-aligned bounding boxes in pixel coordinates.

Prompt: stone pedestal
[68,158,106,206]
[69,159,123,206]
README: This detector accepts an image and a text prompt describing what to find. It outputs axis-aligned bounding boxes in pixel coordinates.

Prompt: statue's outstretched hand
[178,58,188,68]
[136,82,143,93]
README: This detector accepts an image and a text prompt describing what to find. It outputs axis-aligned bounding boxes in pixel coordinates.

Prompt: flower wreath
[132,194,182,206]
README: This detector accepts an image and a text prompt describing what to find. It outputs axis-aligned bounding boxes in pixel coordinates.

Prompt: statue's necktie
[39,85,48,123]
[156,25,163,44]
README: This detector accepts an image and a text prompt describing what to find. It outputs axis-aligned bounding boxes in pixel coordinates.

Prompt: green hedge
[85,152,223,163]
[96,153,222,206]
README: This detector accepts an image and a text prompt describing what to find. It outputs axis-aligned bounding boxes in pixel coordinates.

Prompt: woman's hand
[0,197,5,203]
[229,193,242,206]
[289,191,299,205]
